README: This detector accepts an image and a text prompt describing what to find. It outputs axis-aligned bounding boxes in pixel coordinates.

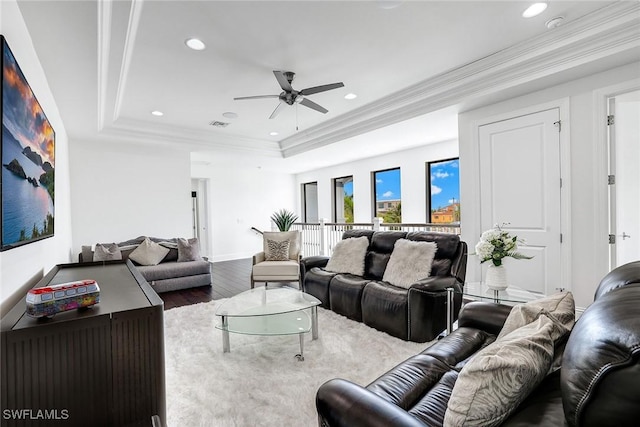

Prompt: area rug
[163,299,432,427]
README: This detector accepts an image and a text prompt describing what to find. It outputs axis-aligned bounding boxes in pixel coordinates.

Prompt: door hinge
[609,234,616,244]
[607,115,615,126]
[554,120,562,132]
[560,178,563,188]
[560,233,563,243]
[608,175,616,185]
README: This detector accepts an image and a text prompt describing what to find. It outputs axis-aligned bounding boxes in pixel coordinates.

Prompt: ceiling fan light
[185,38,206,50]
[522,3,548,18]
[345,93,357,100]
[269,132,279,136]
[151,110,164,117]
[238,70,343,119]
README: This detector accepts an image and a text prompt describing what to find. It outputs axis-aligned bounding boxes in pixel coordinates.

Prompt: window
[302,182,318,222]
[332,176,353,223]
[427,158,460,224]
[373,168,401,223]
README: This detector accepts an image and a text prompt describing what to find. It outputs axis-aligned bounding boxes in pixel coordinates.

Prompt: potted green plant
[271,209,299,231]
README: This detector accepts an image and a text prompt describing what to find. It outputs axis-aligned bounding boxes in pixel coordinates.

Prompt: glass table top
[215,286,321,318]
[214,286,320,337]
[462,282,544,305]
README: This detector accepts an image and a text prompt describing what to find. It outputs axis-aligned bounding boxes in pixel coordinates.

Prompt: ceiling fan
[234,70,344,119]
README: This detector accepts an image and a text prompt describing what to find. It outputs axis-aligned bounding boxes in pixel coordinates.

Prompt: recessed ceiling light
[269,131,279,136]
[522,3,548,18]
[222,112,238,119]
[344,93,357,100]
[185,38,206,51]
[151,110,164,117]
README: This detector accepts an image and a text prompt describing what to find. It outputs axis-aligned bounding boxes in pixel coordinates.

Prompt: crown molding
[280,2,640,157]
[94,1,639,158]
[112,0,144,122]
[101,117,283,156]
[96,0,112,132]
[94,0,282,157]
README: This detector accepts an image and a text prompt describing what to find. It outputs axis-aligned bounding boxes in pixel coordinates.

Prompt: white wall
[0,0,73,308]
[295,140,458,223]
[191,162,297,262]
[459,62,640,311]
[69,140,192,254]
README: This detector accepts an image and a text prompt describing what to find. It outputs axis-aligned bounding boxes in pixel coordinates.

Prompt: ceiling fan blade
[299,82,344,96]
[273,70,293,92]
[234,95,279,100]
[269,101,287,119]
[299,97,328,114]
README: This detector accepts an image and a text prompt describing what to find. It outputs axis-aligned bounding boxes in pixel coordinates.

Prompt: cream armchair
[251,231,302,289]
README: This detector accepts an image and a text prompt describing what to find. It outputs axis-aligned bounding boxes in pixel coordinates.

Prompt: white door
[609,91,640,268]
[479,108,562,296]
[191,178,211,258]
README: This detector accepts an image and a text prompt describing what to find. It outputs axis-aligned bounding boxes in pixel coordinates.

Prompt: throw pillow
[444,314,569,427]
[81,245,94,263]
[129,237,170,266]
[498,291,575,339]
[265,239,290,261]
[382,239,437,289]
[177,237,201,262]
[263,231,301,260]
[93,243,122,261]
[325,236,369,276]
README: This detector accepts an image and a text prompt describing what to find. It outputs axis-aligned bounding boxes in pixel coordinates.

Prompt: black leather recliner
[301,230,467,343]
[315,260,640,427]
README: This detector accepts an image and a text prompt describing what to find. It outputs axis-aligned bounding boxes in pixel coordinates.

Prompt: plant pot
[485,264,508,291]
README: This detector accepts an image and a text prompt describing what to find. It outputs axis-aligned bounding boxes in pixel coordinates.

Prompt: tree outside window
[427,158,460,224]
[373,168,401,223]
[333,176,353,223]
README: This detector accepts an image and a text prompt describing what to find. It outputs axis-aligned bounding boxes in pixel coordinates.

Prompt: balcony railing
[290,219,460,257]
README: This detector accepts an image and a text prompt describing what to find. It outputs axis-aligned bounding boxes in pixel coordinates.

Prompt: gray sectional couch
[79,236,212,293]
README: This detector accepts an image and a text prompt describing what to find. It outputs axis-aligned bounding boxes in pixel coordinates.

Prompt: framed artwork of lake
[1,36,55,251]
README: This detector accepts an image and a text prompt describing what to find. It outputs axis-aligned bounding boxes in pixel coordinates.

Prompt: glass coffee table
[214,286,320,361]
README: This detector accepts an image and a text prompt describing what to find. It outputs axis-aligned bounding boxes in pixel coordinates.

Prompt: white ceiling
[15,1,639,172]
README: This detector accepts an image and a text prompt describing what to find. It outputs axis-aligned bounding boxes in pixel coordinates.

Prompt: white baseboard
[575,306,586,320]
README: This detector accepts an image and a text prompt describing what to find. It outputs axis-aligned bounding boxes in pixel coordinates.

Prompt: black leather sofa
[315,260,640,427]
[301,230,467,343]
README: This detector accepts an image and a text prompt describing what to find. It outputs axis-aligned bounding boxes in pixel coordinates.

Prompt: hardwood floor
[160,258,253,310]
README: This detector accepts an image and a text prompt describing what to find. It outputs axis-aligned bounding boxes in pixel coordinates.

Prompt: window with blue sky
[373,168,401,223]
[427,158,460,224]
[344,180,353,197]
[333,176,353,223]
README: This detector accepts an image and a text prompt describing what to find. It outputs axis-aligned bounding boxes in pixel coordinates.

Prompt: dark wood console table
[1,261,166,427]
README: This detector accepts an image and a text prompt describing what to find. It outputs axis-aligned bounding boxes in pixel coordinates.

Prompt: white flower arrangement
[475,223,532,267]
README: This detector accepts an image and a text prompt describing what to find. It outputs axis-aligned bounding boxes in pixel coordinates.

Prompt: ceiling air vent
[209,120,230,128]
